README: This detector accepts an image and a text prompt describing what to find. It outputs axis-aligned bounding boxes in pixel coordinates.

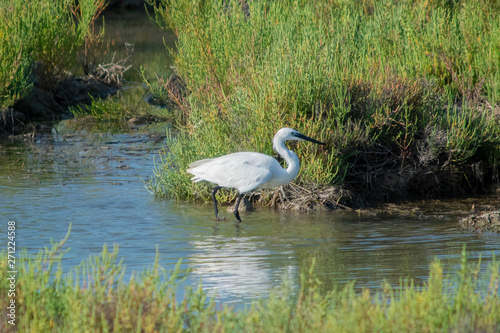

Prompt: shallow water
[1,122,499,306]
[1,13,499,307]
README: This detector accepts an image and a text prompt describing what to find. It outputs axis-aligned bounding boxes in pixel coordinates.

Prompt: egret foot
[233,194,243,223]
[211,186,222,220]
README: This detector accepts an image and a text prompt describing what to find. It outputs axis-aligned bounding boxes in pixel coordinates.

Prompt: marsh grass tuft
[146,0,500,207]
[0,230,498,332]
[71,96,131,123]
[69,92,176,134]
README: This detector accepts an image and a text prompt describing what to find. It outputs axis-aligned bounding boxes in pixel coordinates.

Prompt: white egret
[186,127,325,222]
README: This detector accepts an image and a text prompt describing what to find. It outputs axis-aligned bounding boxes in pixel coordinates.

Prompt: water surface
[1,122,499,306]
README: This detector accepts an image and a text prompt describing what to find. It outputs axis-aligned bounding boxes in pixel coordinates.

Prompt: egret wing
[187,152,274,193]
[188,158,213,169]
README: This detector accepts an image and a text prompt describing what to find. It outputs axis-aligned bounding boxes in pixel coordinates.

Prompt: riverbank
[0,75,118,137]
[1,2,499,330]
[146,0,500,214]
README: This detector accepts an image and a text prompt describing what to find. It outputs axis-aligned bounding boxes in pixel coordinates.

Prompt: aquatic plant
[146,0,500,207]
[0,229,498,332]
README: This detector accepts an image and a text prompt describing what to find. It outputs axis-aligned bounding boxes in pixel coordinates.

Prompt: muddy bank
[228,182,500,233]
[0,75,117,137]
[273,186,500,233]
[460,210,500,233]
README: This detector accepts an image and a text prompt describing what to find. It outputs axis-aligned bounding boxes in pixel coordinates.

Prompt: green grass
[68,92,176,134]
[1,228,499,332]
[0,0,106,108]
[146,0,500,205]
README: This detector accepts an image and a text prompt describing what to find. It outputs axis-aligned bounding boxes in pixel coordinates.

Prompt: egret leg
[211,186,222,220]
[233,193,243,223]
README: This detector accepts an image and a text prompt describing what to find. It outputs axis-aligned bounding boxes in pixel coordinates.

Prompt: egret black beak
[293,132,325,145]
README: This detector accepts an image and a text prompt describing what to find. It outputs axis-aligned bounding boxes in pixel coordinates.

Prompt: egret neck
[272,139,300,186]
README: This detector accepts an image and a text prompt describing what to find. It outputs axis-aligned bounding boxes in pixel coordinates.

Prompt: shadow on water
[1,12,499,307]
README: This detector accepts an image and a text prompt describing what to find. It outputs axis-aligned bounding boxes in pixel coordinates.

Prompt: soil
[0,75,117,137]
[240,183,500,232]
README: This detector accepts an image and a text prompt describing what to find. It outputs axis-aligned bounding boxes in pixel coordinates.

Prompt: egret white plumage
[186,127,325,222]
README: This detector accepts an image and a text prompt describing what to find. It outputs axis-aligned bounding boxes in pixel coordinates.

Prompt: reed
[1,230,498,332]
[147,0,500,204]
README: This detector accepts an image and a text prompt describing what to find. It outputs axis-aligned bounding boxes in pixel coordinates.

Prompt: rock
[55,76,117,108]
[13,87,66,120]
[228,197,253,213]
[166,73,187,103]
[144,93,165,107]
[127,116,149,126]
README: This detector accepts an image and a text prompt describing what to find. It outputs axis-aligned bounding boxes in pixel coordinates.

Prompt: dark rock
[127,116,149,126]
[55,76,117,108]
[166,73,187,104]
[144,93,165,107]
[229,197,253,213]
[14,87,66,120]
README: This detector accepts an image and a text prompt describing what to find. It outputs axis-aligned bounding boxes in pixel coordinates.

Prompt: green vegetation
[0,0,106,108]
[68,92,174,133]
[68,96,140,133]
[1,229,498,332]
[71,96,131,122]
[146,0,500,206]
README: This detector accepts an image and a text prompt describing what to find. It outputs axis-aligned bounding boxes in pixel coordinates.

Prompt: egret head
[273,128,325,151]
